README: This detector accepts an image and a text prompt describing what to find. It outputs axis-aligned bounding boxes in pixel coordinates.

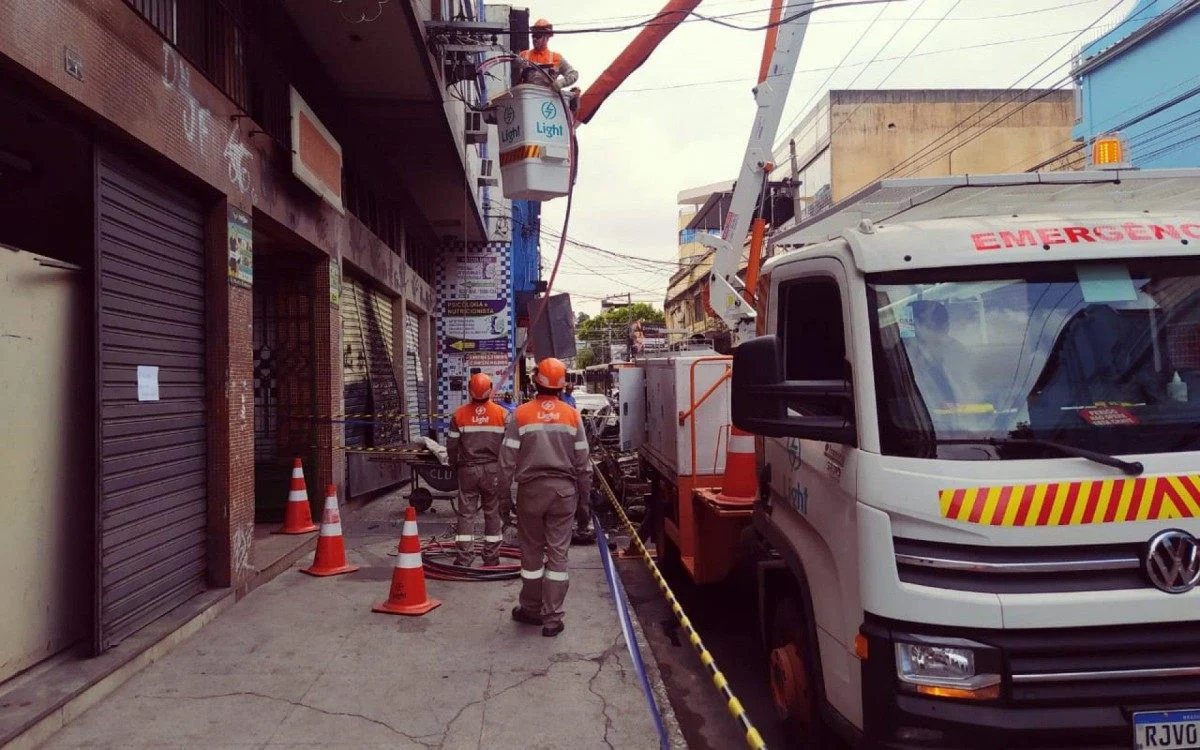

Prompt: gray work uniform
[499,396,592,627]
[447,400,509,565]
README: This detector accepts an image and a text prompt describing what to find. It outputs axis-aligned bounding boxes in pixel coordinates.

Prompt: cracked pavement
[41,500,670,749]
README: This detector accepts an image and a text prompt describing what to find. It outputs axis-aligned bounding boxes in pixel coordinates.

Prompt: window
[869,259,1200,459]
[779,277,846,381]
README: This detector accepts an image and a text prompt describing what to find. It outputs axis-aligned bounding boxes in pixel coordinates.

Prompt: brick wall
[204,200,256,589]
[0,0,441,590]
[312,255,346,500]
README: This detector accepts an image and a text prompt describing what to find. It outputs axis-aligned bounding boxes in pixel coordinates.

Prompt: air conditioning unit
[477,158,499,187]
[464,110,488,145]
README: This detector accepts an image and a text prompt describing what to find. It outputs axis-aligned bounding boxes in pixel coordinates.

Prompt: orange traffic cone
[301,485,360,577]
[276,458,318,535]
[716,425,757,503]
[373,506,441,616]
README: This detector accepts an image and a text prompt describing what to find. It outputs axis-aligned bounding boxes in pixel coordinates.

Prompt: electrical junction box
[493,84,570,201]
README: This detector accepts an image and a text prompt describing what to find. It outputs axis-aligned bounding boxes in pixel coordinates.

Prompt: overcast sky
[518,0,1138,315]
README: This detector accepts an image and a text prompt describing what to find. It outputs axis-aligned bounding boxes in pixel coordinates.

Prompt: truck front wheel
[769,597,828,748]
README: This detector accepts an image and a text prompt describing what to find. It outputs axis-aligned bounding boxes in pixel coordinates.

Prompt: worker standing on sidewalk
[447,374,508,567]
[499,357,591,637]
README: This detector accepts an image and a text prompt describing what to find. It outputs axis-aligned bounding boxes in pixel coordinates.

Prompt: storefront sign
[226,206,253,287]
[290,86,345,214]
[436,242,514,413]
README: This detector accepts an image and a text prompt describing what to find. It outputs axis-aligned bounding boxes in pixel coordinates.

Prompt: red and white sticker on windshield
[1078,405,1139,426]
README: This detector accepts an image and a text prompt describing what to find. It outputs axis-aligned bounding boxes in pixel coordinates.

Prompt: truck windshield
[868,259,1200,460]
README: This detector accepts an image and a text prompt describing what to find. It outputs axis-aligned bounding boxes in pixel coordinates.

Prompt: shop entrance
[251,220,319,523]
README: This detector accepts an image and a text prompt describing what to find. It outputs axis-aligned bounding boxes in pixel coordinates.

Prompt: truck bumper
[857,613,1200,749]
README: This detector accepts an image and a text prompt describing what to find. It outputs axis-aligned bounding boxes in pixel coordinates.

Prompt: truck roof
[766,169,1200,274]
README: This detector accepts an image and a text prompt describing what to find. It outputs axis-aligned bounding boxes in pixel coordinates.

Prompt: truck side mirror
[731,335,857,445]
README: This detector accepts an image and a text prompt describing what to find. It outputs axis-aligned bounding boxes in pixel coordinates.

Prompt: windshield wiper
[928,437,1144,476]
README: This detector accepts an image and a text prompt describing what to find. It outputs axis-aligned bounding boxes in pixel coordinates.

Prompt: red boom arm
[575,0,704,125]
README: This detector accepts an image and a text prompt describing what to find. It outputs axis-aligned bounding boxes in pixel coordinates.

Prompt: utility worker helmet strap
[468,373,494,401]
[534,357,567,390]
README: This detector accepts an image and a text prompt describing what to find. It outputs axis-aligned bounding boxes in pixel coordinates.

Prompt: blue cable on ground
[592,511,671,750]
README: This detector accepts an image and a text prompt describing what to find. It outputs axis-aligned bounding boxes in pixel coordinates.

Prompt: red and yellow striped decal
[499,145,542,167]
[939,475,1200,526]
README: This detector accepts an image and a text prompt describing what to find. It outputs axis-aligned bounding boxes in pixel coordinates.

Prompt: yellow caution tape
[595,467,768,750]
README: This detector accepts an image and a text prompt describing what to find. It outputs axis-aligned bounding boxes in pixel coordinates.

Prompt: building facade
[0,0,497,684]
[665,88,1076,347]
[1073,0,1200,168]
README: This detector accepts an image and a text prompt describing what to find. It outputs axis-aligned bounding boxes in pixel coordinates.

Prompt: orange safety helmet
[531,18,553,35]
[533,357,567,389]
[468,372,494,401]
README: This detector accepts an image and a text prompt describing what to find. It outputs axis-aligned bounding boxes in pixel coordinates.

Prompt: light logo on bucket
[541,101,557,119]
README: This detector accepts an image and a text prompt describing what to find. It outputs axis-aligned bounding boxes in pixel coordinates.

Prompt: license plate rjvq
[1135,710,1200,749]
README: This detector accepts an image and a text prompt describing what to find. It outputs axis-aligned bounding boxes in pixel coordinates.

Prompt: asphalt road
[619,554,792,750]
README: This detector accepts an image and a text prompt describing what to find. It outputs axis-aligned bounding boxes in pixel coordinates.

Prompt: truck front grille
[894,537,1147,593]
[1003,620,1200,705]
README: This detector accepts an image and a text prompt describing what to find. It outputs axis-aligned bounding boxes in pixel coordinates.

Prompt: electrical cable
[875,0,1156,181]
[874,0,1147,178]
[1007,69,1200,172]
[821,0,964,153]
[547,0,911,35]
[420,539,524,581]
[773,0,891,145]
[475,54,578,389]
[611,28,1097,96]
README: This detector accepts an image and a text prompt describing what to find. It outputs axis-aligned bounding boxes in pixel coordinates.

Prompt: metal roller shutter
[342,274,402,446]
[364,287,403,446]
[404,313,429,441]
[341,277,370,448]
[95,152,207,652]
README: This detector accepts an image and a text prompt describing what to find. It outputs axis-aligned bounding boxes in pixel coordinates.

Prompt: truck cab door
[759,254,865,729]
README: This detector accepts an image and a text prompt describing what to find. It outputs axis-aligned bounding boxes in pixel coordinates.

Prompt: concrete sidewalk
[41,502,673,749]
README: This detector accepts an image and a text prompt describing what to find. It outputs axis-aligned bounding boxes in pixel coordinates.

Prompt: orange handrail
[678,368,731,425]
[684,356,733,479]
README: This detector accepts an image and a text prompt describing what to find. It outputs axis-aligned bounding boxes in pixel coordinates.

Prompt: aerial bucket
[494,84,571,201]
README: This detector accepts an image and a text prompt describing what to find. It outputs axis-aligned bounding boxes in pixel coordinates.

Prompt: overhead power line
[548,0,913,35]
[873,0,1154,181]
[615,28,1095,97]
[560,0,1105,28]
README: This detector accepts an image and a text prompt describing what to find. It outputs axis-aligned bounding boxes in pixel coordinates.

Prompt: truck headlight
[895,640,1000,700]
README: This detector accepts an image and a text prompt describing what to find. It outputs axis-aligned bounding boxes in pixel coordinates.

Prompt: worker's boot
[511,605,542,626]
[542,621,565,638]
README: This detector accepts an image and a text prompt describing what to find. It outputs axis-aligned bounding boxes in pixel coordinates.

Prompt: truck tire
[769,596,830,749]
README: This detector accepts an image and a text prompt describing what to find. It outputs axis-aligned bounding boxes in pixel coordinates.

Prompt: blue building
[1073,0,1200,168]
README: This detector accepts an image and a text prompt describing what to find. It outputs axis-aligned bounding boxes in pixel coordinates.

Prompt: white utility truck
[733,169,1200,749]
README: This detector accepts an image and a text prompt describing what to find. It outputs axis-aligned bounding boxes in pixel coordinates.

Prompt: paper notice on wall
[137,365,160,402]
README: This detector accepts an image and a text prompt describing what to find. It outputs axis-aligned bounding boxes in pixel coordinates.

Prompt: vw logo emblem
[541,101,557,119]
[1144,529,1200,594]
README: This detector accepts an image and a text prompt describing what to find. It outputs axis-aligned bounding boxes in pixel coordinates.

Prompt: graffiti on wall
[161,43,253,196]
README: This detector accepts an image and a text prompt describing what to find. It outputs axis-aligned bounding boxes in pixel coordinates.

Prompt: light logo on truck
[939,474,1200,526]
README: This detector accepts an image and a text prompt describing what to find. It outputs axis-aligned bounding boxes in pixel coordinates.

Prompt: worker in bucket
[499,357,592,637]
[518,19,580,110]
[446,373,508,567]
